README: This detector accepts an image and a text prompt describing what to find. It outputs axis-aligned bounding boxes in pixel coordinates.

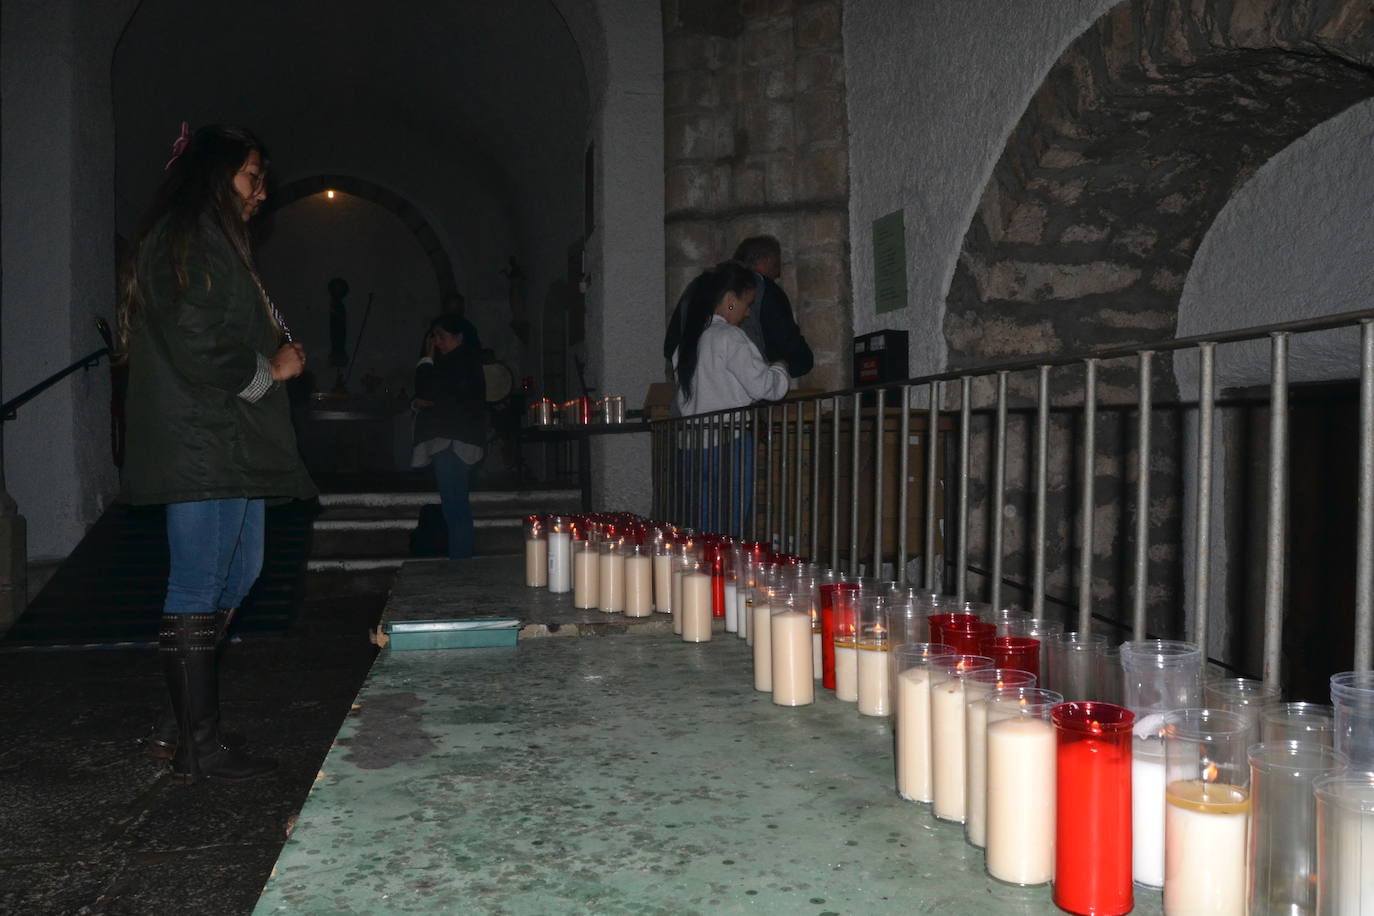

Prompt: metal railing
[1,318,112,422]
[652,307,1374,682]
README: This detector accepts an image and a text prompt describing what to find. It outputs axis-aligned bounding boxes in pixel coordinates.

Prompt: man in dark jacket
[663,234,814,378]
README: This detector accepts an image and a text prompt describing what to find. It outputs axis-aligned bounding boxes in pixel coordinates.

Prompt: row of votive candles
[523,518,1373,914]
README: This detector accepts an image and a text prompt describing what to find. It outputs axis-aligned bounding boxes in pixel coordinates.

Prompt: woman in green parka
[120,123,315,783]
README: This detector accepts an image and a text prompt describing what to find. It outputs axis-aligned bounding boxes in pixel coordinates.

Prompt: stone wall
[662,0,851,390]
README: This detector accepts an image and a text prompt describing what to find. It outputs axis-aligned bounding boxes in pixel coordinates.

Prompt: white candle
[1132,734,1168,888]
[986,715,1056,885]
[857,647,891,716]
[681,571,712,642]
[724,582,738,632]
[653,551,673,613]
[598,548,624,612]
[1326,790,1374,914]
[1163,780,1248,915]
[547,531,571,593]
[931,673,969,822]
[525,537,548,587]
[812,630,823,679]
[752,601,773,691]
[770,610,814,706]
[741,589,752,643]
[896,666,935,802]
[834,647,859,703]
[624,554,653,617]
[963,685,991,846]
[571,544,597,607]
[671,567,685,635]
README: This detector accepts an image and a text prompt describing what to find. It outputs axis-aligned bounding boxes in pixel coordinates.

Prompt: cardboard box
[384,618,520,651]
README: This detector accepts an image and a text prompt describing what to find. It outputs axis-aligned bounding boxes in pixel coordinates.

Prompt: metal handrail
[2,318,113,422]
[652,304,1374,679]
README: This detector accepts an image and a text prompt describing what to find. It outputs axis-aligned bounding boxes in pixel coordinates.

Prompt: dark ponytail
[675,261,756,400]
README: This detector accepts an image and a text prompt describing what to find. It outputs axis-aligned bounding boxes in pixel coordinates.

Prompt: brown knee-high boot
[144,608,242,759]
[160,613,275,783]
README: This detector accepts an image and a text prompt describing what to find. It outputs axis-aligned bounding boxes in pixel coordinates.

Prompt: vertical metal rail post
[1076,360,1098,635]
[991,371,1009,612]
[811,398,822,561]
[779,403,791,552]
[1262,333,1290,689]
[830,396,841,571]
[1032,366,1051,618]
[686,418,697,531]
[1193,343,1216,651]
[794,400,805,556]
[1357,321,1374,671]
[924,381,941,591]
[765,406,776,548]
[716,413,726,534]
[897,385,911,586]
[722,413,732,536]
[1132,352,1154,640]
[957,377,972,603]
[873,387,886,579]
[697,417,708,532]
[748,408,759,541]
[735,410,746,538]
[849,392,862,577]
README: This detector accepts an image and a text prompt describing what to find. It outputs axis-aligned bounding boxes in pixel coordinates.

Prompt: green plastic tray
[384,618,520,651]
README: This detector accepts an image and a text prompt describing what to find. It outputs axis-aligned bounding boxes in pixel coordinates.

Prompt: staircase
[304,484,583,600]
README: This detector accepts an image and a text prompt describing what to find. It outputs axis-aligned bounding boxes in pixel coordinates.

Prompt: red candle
[819,582,858,690]
[1052,702,1134,916]
[934,617,995,655]
[984,636,1041,682]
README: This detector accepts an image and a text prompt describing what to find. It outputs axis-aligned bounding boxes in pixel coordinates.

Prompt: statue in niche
[327,276,350,391]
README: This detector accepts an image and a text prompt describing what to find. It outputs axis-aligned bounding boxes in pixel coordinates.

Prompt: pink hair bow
[164,121,191,171]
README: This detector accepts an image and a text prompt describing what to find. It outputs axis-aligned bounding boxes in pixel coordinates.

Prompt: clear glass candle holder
[885,586,928,646]
[523,515,548,587]
[652,537,675,617]
[818,578,855,691]
[1164,708,1252,916]
[1046,632,1108,701]
[769,595,813,706]
[985,688,1064,886]
[1205,676,1281,748]
[547,514,573,594]
[1053,701,1135,916]
[1247,741,1347,916]
[572,537,600,609]
[1120,638,1203,715]
[892,643,956,804]
[855,596,891,716]
[623,541,653,617]
[831,584,861,703]
[1095,643,1123,706]
[963,669,1038,850]
[1000,617,1065,681]
[1329,671,1374,766]
[1314,770,1374,915]
[929,655,994,824]
[1260,701,1335,747]
[680,558,712,643]
[985,636,1041,682]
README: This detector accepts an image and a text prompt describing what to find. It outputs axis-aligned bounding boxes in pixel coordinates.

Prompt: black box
[853,330,909,399]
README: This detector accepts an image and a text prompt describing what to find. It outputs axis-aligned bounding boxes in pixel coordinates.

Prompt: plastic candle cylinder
[856,596,891,716]
[984,636,1040,683]
[724,543,741,632]
[705,541,728,619]
[652,539,674,615]
[1052,701,1134,916]
[1130,717,1170,889]
[1204,676,1280,748]
[770,597,814,706]
[597,539,625,613]
[752,588,776,692]
[681,561,712,643]
[985,688,1064,885]
[1001,617,1065,683]
[792,574,822,680]
[737,561,758,642]
[885,587,929,645]
[832,585,861,703]
[1329,671,1374,766]
[1163,708,1251,916]
[624,543,653,618]
[928,612,979,649]
[962,668,1038,848]
[571,540,598,608]
[892,644,956,803]
[670,544,694,635]
[818,578,852,690]
[1247,742,1346,916]
[547,515,572,593]
[1314,771,1374,915]
[1260,701,1335,746]
[1046,631,1108,701]
[524,516,548,587]
[930,655,994,823]
[940,619,996,657]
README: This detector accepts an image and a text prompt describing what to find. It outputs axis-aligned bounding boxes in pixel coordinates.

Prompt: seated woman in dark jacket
[412,315,487,558]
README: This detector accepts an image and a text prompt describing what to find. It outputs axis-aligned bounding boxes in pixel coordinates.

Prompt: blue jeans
[163,498,265,615]
[677,437,754,536]
[432,448,475,559]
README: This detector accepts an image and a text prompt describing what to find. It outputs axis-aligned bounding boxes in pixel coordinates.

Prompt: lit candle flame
[1203,761,1219,783]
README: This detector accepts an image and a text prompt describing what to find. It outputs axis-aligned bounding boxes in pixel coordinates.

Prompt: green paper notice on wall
[872,210,908,314]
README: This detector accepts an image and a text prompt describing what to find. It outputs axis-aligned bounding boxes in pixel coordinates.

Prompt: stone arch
[262,174,461,303]
[945,0,1374,369]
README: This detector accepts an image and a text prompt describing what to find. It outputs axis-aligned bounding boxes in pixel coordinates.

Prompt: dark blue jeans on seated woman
[163,498,265,615]
[431,448,475,559]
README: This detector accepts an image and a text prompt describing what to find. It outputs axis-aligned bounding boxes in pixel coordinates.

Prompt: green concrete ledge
[256,625,1163,914]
